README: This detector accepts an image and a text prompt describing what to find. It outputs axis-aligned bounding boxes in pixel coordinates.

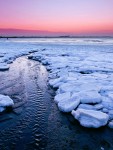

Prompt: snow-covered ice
[58,94,80,112]
[0,107,5,113]
[0,63,9,71]
[54,92,71,104]
[71,109,109,128]
[0,94,14,112]
[79,91,102,104]
[108,120,113,128]
[0,37,113,128]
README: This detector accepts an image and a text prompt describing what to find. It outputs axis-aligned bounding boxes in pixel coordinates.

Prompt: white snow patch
[0,63,9,71]
[0,106,5,112]
[79,91,102,104]
[108,110,113,120]
[78,104,96,110]
[108,120,113,128]
[54,92,71,104]
[58,94,80,112]
[0,94,14,112]
[71,109,109,128]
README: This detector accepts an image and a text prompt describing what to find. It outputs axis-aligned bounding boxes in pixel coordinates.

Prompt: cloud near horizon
[0,0,113,36]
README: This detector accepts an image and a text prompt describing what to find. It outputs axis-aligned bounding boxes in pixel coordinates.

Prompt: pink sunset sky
[0,0,113,36]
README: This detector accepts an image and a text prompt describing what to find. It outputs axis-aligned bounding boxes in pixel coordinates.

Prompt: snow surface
[58,94,80,112]
[0,37,113,128]
[108,120,113,128]
[0,63,9,71]
[71,109,109,128]
[0,94,14,112]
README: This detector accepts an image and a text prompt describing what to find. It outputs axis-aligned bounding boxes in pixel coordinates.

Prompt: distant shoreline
[0,36,113,38]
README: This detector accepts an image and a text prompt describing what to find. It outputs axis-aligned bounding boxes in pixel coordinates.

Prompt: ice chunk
[102,108,109,113]
[78,103,103,111]
[71,108,109,128]
[58,95,80,112]
[0,95,14,107]
[58,83,81,93]
[108,120,113,128]
[78,104,96,110]
[108,110,113,120]
[79,91,102,104]
[94,103,103,110]
[49,77,66,87]
[102,97,113,110]
[54,92,71,104]
[0,63,9,71]
[108,92,113,99]
[0,106,5,112]
[53,82,63,88]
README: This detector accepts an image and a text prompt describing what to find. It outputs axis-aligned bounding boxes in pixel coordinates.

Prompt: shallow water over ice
[0,57,50,149]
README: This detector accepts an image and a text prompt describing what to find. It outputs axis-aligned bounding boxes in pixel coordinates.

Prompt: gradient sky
[0,0,113,35]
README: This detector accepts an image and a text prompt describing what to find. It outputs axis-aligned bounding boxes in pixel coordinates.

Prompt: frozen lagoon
[0,37,113,128]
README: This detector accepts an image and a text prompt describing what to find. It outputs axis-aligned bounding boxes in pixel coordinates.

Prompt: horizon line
[0,28,113,36]
[0,35,113,38]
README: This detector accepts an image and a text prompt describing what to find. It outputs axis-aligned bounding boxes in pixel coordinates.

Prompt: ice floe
[0,63,9,71]
[54,92,71,104]
[71,109,109,128]
[79,91,102,104]
[78,104,96,110]
[0,94,14,112]
[108,120,113,128]
[0,107,5,113]
[58,94,80,112]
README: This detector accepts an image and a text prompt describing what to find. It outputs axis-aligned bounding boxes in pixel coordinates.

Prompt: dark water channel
[0,57,113,150]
